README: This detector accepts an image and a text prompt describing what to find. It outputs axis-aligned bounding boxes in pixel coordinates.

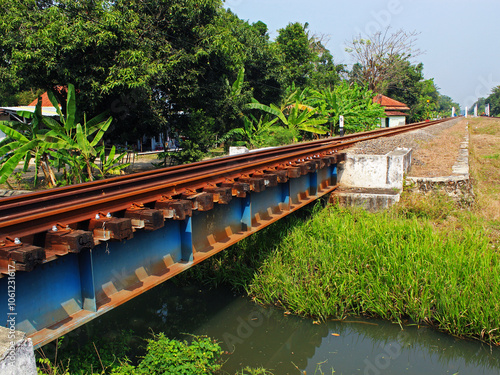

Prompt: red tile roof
[28,92,52,107]
[385,110,408,116]
[28,86,66,107]
[373,94,409,111]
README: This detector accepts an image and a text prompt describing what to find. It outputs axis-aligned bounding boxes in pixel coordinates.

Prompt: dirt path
[408,119,468,177]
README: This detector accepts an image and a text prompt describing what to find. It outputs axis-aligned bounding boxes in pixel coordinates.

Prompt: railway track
[0,118,453,274]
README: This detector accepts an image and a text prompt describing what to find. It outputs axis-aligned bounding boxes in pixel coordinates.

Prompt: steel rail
[0,118,454,240]
[0,117,444,210]
[0,117,446,211]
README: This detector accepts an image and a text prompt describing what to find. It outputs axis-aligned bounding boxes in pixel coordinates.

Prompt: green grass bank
[185,192,500,346]
[247,195,500,345]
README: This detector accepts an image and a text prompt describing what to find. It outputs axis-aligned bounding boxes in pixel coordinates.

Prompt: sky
[223,0,500,109]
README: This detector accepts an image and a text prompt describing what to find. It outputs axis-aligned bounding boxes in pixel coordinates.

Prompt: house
[373,94,409,127]
[0,91,60,141]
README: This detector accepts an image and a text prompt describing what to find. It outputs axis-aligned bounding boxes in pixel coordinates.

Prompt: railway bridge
[0,119,452,348]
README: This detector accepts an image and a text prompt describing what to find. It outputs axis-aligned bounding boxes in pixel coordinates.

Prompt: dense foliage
[0,84,129,187]
[0,1,460,168]
[473,86,500,116]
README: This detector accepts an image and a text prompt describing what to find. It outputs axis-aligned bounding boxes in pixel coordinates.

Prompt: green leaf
[47,90,64,122]
[0,140,38,184]
[75,124,91,156]
[231,67,245,97]
[65,83,76,131]
[90,117,112,147]
[0,123,29,142]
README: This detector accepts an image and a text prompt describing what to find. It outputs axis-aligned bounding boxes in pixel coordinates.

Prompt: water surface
[53,281,500,374]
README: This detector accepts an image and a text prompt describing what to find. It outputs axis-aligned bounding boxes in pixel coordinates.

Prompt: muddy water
[57,281,500,374]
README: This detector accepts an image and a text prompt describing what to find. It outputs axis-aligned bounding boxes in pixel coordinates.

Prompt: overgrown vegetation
[37,333,224,375]
[0,84,129,187]
[469,117,500,229]
[36,331,275,375]
[246,195,500,345]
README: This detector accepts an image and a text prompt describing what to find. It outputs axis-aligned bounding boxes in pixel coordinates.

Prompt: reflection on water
[55,281,500,374]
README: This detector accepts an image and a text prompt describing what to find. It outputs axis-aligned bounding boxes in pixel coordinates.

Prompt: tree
[345,28,423,93]
[485,86,500,116]
[438,95,461,117]
[274,22,315,89]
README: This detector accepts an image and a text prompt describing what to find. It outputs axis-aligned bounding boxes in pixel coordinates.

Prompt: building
[373,94,409,127]
[0,92,60,141]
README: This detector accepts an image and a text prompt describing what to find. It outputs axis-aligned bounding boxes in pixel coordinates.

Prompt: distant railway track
[0,118,453,273]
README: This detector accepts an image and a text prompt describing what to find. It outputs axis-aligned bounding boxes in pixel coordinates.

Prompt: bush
[111,334,223,375]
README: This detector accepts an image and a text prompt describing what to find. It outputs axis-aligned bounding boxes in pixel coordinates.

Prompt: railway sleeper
[238,176,266,193]
[125,206,165,231]
[285,166,302,178]
[88,216,134,242]
[220,182,250,198]
[180,191,214,211]
[155,199,192,220]
[203,187,232,204]
[268,169,289,183]
[45,228,94,255]
[0,243,45,272]
[253,173,278,188]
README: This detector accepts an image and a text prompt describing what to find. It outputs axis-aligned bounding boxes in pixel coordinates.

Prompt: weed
[483,153,500,160]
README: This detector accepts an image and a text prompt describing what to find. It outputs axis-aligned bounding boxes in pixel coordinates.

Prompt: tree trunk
[40,155,57,187]
[86,160,94,182]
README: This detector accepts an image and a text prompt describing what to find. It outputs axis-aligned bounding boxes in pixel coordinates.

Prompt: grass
[248,200,500,344]
[244,194,500,345]
[483,153,500,160]
[180,189,500,345]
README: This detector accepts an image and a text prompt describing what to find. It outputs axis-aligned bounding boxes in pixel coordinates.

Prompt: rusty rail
[0,118,451,242]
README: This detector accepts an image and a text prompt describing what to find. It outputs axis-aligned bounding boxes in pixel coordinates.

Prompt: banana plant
[245,99,328,141]
[45,114,113,183]
[93,145,131,179]
[220,114,278,149]
[0,101,58,186]
[42,84,113,183]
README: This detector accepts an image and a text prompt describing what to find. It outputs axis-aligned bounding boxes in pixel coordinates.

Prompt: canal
[45,280,500,374]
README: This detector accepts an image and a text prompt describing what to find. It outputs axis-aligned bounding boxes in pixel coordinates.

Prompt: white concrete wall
[338,148,412,191]
[389,116,406,127]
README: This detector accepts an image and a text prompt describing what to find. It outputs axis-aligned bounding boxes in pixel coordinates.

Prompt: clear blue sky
[224,0,500,109]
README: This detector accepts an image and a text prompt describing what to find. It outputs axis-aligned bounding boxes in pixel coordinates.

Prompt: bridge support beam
[1,156,343,348]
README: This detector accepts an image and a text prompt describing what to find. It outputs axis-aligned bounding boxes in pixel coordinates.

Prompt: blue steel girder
[1,158,341,348]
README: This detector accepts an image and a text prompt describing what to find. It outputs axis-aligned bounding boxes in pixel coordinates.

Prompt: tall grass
[248,199,500,345]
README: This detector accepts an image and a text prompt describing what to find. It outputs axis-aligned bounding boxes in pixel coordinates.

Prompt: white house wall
[388,116,406,127]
